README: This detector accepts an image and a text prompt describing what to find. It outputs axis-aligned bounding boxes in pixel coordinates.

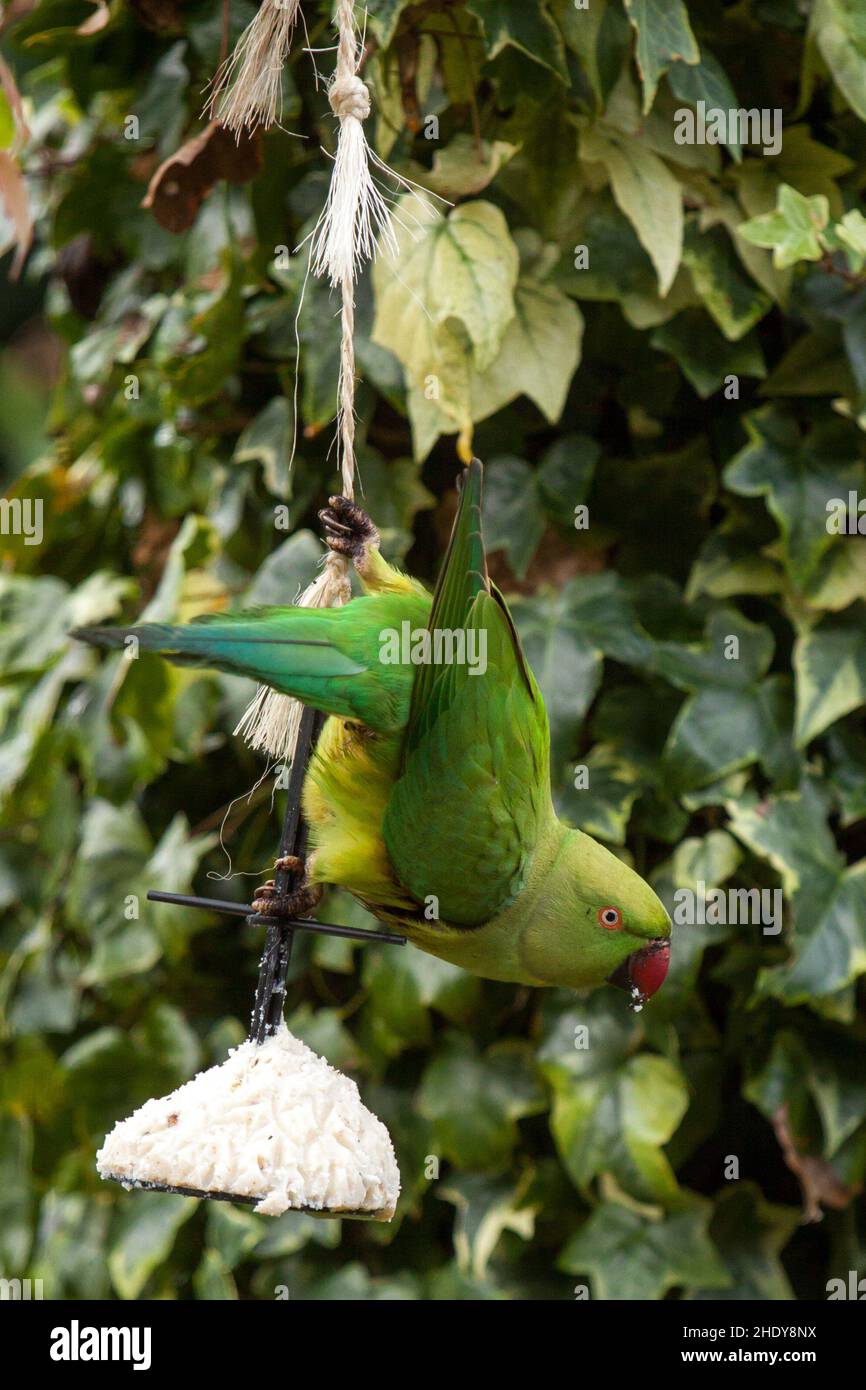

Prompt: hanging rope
[234,0,401,765]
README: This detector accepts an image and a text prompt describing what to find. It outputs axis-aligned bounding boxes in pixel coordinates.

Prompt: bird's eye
[597,906,623,930]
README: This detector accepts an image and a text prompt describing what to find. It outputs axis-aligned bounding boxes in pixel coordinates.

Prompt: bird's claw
[318,495,379,560]
[252,856,322,920]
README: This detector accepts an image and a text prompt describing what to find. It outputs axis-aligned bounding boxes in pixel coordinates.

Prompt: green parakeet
[73,461,671,1007]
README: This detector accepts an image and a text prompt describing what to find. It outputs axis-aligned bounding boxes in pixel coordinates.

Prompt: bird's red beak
[608,938,670,1011]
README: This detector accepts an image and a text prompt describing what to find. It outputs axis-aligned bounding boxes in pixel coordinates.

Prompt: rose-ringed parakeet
[73,460,671,1007]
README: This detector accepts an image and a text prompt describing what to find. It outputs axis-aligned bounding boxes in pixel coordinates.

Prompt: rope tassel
[209,0,303,135]
[311,44,398,286]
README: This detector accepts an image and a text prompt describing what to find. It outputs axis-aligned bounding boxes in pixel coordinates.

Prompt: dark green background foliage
[1,0,866,1301]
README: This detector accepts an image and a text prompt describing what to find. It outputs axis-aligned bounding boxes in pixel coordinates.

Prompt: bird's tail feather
[71,609,370,717]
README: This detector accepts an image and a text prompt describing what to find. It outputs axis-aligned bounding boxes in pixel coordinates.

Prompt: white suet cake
[97,1024,400,1219]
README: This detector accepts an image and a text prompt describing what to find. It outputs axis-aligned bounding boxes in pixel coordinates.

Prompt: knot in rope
[328,74,370,122]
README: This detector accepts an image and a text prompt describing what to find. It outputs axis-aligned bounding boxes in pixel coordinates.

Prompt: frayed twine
[208,0,303,136]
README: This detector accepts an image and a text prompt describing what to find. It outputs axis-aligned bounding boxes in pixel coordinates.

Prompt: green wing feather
[73,592,428,733]
[383,460,555,927]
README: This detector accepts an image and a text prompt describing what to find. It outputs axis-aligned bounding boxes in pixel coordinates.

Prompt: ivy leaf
[365,0,414,46]
[419,1035,545,1170]
[539,996,688,1204]
[649,609,794,790]
[482,438,597,578]
[727,781,866,1004]
[668,50,742,159]
[108,1192,198,1300]
[762,330,854,399]
[682,223,771,341]
[244,531,322,607]
[671,830,742,888]
[194,1249,237,1301]
[580,126,683,295]
[482,456,546,578]
[560,1202,729,1300]
[556,743,642,845]
[152,265,245,407]
[513,575,651,761]
[499,99,584,241]
[30,1194,111,1300]
[623,0,700,114]
[691,1186,798,1301]
[826,724,866,826]
[470,278,584,425]
[556,0,632,110]
[466,0,568,80]
[738,185,830,270]
[555,193,658,303]
[438,1173,537,1282]
[364,948,480,1054]
[653,608,778,689]
[746,1028,866,1165]
[536,433,599,520]
[67,799,215,984]
[421,135,519,199]
[808,0,866,123]
[833,208,866,271]
[652,311,765,398]
[233,397,291,499]
[724,409,863,589]
[372,194,519,424]
[794,608,866,744]
[648,834,739,1013]
[687,507,781,602]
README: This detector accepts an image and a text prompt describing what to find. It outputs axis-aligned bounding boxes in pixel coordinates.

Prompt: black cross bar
[145,891,405,946]
[146,701,405,1047]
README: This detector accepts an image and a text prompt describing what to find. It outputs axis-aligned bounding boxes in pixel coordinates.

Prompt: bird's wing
[383,460,554,927]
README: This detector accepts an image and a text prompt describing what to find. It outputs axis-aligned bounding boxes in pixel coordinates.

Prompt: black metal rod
[249,705,324,1044]
[146,891,405,945]
[274,705,322,895]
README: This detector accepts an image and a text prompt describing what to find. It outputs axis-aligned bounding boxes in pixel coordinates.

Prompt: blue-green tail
[71,592,428,731]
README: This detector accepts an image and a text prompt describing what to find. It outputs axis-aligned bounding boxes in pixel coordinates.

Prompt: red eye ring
[598,906,623,930]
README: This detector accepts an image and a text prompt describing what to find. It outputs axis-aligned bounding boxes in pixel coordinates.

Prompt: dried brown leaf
[141,121,262,233]
[772,1104,858,1224]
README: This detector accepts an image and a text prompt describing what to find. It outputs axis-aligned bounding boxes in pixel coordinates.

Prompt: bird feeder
[97,705,405,1221]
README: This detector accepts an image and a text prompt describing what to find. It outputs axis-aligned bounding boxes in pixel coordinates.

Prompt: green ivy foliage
[1,0,865,1301]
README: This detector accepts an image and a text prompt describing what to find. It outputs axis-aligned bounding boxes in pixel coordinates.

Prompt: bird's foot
[252,855,322,920]
[318,495,380,561]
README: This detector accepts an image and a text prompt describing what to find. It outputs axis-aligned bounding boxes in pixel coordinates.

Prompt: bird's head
[518,828,671,1008]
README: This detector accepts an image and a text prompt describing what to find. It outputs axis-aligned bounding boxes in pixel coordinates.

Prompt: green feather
[383,462,553,927]
[72,593,429,732]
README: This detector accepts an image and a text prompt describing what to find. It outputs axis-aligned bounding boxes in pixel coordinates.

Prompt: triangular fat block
[97,1024,400,1220]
